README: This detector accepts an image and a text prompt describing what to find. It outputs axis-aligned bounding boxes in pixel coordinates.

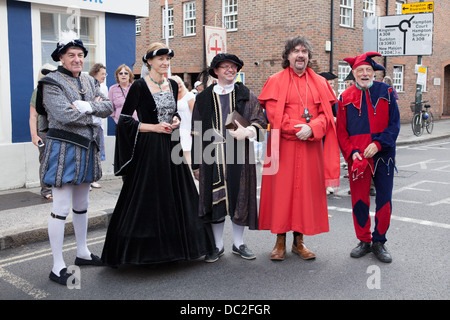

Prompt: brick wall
[136,0,450,122]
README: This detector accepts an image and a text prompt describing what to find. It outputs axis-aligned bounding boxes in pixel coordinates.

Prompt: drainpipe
[203,0,206,70]
[384,0,389,76]
[329,0,334,72]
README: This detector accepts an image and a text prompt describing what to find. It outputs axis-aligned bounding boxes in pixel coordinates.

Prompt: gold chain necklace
[59,72,87,95]
[290,69,308,109]
[290,69,313,123]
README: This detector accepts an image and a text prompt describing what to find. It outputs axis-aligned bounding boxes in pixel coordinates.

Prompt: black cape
[191,82,267,229]
[101,78,214,266]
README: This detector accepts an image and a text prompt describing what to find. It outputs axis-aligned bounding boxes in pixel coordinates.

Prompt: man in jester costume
[336,52,400,263]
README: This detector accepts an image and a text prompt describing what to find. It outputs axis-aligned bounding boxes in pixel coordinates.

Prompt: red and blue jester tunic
[336,81,400,243]
[336,81,400,168]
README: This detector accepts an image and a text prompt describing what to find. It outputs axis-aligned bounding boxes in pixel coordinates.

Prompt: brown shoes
[291,233,316,260]
[270,233,316,261]
[270,234,286,261]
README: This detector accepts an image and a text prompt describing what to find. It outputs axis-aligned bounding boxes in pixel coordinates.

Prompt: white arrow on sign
[377,13,433,56]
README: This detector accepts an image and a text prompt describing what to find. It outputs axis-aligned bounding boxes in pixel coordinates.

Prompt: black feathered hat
[51,30,88,62]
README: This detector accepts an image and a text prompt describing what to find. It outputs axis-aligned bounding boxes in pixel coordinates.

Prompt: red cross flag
[205,26,227,66]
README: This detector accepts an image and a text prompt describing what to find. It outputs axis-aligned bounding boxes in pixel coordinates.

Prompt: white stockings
[48,183,91,274]
[211,220,245,251]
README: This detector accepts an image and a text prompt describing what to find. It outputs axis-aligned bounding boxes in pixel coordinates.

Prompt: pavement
[1,118,450,251]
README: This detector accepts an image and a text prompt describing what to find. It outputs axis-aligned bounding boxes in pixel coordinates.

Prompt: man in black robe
[191,53,267,262]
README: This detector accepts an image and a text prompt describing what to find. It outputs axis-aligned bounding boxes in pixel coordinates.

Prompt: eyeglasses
[217,65,237,71]
[119,72,129,75]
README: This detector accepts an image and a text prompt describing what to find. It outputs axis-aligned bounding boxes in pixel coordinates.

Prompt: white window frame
[162,6,174,39]
[223,0,238,31]
[393,65,404,92]
[340,0,354,27]
[0,0,12,144]
[135,18,141,35]
[363,0,376,17]
[30,4,105,84]
[183,1,196,36]
[338,62,352,94]
[395,0,406,15]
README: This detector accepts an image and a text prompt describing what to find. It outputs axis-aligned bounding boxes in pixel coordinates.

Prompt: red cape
[259,67,340,187]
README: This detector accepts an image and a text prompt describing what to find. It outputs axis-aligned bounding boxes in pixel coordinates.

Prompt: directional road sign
[402,1,434,14]
[377,13,433,56]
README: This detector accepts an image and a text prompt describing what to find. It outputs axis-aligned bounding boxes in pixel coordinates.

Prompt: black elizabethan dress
[101,78,214,267]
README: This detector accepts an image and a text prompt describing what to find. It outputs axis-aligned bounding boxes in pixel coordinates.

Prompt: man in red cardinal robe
[258,36,340,261]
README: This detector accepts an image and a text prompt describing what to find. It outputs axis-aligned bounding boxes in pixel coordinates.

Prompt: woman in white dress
[170,75,195,167]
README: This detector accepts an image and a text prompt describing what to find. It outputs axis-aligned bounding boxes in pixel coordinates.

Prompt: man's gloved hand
[73,100,93,114]
[92,115,103,127]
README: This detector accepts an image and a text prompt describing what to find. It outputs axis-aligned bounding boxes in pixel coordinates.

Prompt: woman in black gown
[101,43,214,267]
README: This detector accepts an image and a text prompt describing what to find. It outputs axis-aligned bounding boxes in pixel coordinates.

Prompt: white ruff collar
[214,82,235,95]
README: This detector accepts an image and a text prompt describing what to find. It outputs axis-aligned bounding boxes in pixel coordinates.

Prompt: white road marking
[0,236,104,299]
[0,267,49,299]
[328,206,450,229]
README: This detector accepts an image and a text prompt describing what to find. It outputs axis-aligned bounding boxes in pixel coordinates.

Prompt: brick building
[135,0,449,123]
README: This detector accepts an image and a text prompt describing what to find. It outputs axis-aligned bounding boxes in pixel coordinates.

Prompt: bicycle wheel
[425,111,434,134]
[411,113,423,136]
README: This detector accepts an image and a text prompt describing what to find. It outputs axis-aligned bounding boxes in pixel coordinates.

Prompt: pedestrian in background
[89,63,108,97]
[170,75,195,167]
[29,63,56,200]
[109,64,137,124]
[383,76,399,101]
[89,62,109,188]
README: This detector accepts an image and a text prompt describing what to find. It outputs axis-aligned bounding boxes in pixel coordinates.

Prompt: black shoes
[350,241,372,258]
[49,268,73,285]
[350,241,392,263]
[371,241,392,263]
[232,244,256,260]
[204,247,225,263]
[74,253,104,266]
[205,244,256,262]
[50,254,104,285]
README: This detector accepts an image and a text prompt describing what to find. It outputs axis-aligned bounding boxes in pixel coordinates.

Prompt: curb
[0,210,113,250]
[396,134,450,146]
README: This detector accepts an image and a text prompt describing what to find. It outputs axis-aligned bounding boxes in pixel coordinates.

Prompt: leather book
[225,110,250,130]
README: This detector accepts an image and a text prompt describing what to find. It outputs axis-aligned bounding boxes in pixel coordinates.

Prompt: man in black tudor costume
[191,53,267,262]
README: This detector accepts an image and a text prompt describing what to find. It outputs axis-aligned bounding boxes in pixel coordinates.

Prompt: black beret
[208,53,244,78]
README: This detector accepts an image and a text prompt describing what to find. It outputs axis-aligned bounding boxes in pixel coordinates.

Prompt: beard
[294,59,307,72]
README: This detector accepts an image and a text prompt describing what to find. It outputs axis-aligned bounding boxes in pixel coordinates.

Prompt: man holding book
[191,53,267,262]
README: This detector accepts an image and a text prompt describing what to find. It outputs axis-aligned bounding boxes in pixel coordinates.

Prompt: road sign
[377,13,433,56]
[417,66,427,86]
[402,1,434,14]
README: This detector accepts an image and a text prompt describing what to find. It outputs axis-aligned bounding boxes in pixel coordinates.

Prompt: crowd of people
[33,31,400,286]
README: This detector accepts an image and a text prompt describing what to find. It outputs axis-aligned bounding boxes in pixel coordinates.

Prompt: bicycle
[410,100,434,137]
